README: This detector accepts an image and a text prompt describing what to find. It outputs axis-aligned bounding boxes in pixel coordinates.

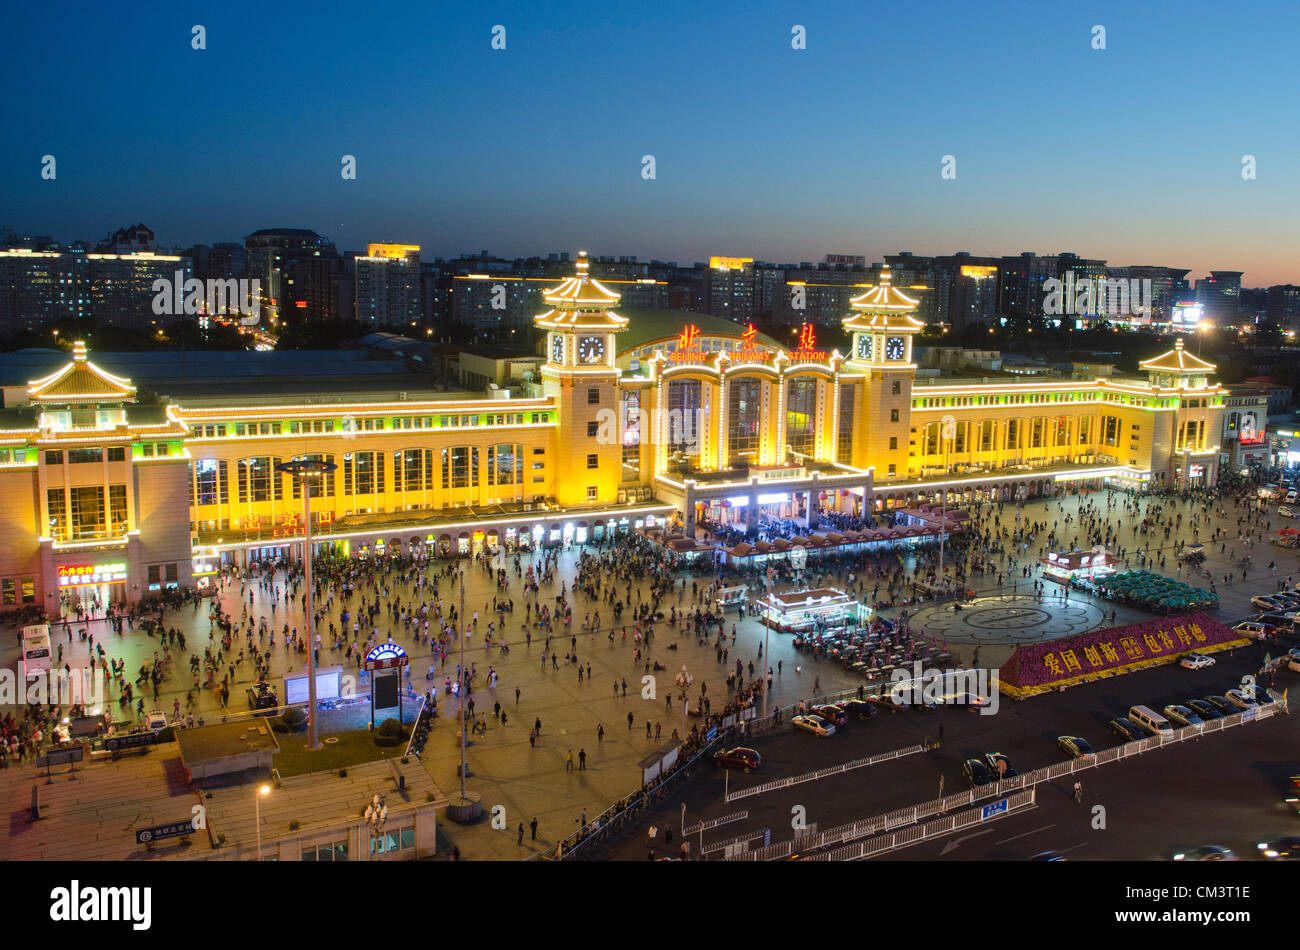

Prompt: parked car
[1278,505,1299,518]
[962,758,992,788]
[833,699,877,720]
[713,747,761,772]
[811,705,848,727]
[144,708,168,732]
[1251,596,1284,611]
[1186,699,1226,720]
[1255,613,1296,631]
[984,752,1019,780]
[1109,717,1146,742]
[1162,704,1204,727]
[1246,684,1275,706]
[792,714,835,737]
[867,694,906,714]
[1202,695,1237,715]
[1289,656,1300,674]
[1057,735,1095,758]
[1179,653,1216,670]
[1257,836,1300,860]
[1225,689,1258,710]
[1234,622,1276,640]
[1172,845,1237,861]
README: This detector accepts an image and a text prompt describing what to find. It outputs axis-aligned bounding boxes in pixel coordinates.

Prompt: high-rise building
[1195,270,1244,325]
[704,256,755,322]
[0,248,86,336]
[1267,284,1300,329]
[86,252,193,331]
[244,228,339,327]
[1105,265,1191,325]
[355,243,422,327]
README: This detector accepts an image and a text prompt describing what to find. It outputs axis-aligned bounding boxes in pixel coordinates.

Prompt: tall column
[683,480,696,535]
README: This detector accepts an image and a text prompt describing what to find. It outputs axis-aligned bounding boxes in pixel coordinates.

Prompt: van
[1128,705,1174,737]
[1287,490,1298,505]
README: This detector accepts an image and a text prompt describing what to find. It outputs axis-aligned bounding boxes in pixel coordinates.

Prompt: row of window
[193,446,538,506]
[190,413,553,440]
[47,485,128,541]
[911,416,1117,454]
[912,392,1171,409]
[1,576,37,606]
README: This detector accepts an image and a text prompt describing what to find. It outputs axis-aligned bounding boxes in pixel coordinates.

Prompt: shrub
[271,707,308,733]
[373,718,410,748]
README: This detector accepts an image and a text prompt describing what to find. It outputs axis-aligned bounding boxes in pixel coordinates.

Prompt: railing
[728,698,1284,861]
[725,741,931,802]
[541,728,736,861]
[805,787,1039,861]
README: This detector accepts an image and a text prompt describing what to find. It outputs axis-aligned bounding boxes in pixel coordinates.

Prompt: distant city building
[0,248,85,335]
[704,256,756,322]
[1195,270,1244,325]
[1266,284,1300,328]
[1103,265,1190,326]
[244,228,339,326]
[87,252,193,331]
[355,243,422,327]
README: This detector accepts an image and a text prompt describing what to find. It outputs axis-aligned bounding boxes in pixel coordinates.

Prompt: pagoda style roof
[1139,338,1215,374]
[842,268,925,332]
[27,341,137,403]
[535,251,627,330]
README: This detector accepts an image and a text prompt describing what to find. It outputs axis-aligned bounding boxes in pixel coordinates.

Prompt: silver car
[1162,704,1204,727]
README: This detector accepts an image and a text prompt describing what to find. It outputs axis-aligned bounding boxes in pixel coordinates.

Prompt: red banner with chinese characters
[999,612,1249,697]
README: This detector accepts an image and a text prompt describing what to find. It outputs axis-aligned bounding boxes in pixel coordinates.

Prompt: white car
[1287,657,1300,673]
[1225,689,1258,710]
[792,714,835,737]
[1279,506,1299,518]
[1179,653,1216,670]
[1252,596,1285,611]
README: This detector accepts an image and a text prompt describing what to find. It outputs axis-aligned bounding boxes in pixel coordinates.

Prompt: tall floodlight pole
[939,415,957,597]
[276,459,336,750]
[459,567,467,799]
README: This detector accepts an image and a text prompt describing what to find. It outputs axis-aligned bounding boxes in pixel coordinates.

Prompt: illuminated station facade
[0,253,1225,614]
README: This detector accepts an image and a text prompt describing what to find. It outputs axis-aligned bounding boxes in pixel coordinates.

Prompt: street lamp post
[276,458,337,751]
[255,783,270,861]
[939,415,957,597]
[458,567,467,799]
[675,664,693,741]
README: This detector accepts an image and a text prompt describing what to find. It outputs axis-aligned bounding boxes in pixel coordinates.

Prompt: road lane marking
[938,827,995,855]
[996,823,1055,845]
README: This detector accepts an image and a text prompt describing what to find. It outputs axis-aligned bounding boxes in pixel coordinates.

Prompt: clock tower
[842,268,924,479]
[536,251,628,506]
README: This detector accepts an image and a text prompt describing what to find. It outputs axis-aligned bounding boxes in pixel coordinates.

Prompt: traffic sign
[981,798,1009,820]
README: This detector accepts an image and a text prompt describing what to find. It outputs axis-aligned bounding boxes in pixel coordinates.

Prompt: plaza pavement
[1,488,1292,860]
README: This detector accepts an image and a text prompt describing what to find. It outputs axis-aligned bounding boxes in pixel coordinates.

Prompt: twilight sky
[3,0,1298,285]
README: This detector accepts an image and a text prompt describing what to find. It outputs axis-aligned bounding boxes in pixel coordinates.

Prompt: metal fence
[541,728,736,861]
[725,741,931,802]
[805,787,1039,862]
[727,699,1285,861]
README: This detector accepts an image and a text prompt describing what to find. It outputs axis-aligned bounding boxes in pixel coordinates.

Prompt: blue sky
[3,0,1298,283]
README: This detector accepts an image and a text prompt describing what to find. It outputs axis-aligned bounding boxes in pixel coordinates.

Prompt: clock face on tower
[551,335,565,363]
[857,335,872,360]
[577,336,606,364]
[885,336,906,361]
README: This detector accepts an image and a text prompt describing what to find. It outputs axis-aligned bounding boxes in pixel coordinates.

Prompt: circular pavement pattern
[905,594,1105,646]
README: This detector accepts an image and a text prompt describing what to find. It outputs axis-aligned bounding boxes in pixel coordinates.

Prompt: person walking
[529,727,537,748]
[627,711,635,730]
[566,748,575,772]
[515,686,521,704]
[534,716,542,735]
[578,747,587,770]
[597,722,605,743]
[1073,780,1082,803]
[517,822,525,845]
[530,817,539,841]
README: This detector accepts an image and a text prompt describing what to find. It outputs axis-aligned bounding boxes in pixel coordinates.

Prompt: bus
[20,624,52,679]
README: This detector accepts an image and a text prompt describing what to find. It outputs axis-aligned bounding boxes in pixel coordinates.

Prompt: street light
[255,784,270,861]
[675,664,694,740]
[275,458,337,750]
[939,415,957,597]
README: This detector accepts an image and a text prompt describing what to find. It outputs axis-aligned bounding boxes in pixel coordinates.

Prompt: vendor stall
[1040,548,1116,586]
[756,587,870,635]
